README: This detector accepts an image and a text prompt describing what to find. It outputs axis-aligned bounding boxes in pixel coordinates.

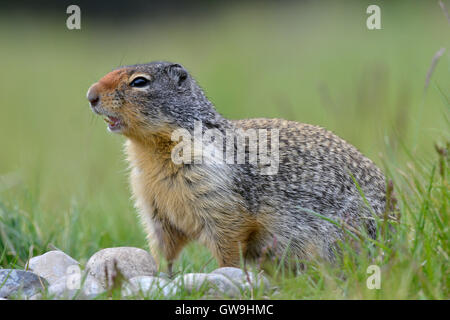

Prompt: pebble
[27,250,79,285]
[174,273,241,298]
[0,269,47,299]
[85,247,157,288]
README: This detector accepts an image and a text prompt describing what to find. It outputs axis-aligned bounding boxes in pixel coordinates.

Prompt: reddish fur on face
[97,69,128,92]
[93,68,174,143]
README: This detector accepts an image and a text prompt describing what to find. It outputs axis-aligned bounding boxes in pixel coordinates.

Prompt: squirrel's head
[87,61,214,140]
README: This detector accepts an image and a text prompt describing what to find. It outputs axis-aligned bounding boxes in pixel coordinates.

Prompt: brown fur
[125,136,260,268]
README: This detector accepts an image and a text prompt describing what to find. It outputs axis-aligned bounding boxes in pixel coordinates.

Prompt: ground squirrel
[87,61,391,274]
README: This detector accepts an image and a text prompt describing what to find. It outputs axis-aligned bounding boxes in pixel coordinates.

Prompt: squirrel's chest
[130,163,203,236]
[126,140,237,237]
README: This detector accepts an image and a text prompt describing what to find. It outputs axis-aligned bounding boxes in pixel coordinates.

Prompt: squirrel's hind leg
[202,220,259,268]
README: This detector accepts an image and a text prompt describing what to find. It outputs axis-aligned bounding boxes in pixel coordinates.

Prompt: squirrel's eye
[130,77,150,88]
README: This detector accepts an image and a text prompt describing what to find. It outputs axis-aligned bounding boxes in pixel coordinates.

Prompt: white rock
[174,273,240,298]
[27,251,79,285]
[85,247,157,288]
[0,269,47,298]
[211,267,271,292]
[48,274,105,299]
[122,276,177,298]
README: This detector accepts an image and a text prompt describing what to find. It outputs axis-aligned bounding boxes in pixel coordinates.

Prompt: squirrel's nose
[87,83,100,107]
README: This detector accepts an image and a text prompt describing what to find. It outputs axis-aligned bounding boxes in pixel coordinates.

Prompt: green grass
[0,1,449,299]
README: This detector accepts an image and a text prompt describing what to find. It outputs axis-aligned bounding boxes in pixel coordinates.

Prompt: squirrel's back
[228,118,387,260]
[232,118,386,216]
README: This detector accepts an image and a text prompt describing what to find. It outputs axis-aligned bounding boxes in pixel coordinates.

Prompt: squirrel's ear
[167,64,188,87]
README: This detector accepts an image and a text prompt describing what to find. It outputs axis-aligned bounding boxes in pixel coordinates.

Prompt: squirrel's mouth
[103,115,123,132]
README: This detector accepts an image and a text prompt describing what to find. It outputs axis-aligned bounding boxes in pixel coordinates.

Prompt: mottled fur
[87,61,389,272]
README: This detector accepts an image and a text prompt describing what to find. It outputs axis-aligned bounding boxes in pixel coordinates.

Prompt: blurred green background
[0,1,448,266]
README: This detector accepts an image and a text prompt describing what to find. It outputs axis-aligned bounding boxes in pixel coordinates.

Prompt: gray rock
[85,247,157,288]
[174,273,240,298]
[27,250,79,285]
[0,269,47,298]
[122,276,177,298]
[211,267,271,292]
[48,274,105,299]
